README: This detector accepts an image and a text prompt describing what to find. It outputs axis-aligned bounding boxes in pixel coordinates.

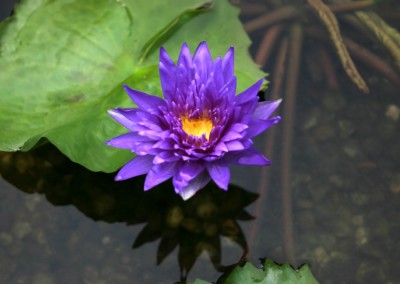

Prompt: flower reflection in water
[0,144,258,282]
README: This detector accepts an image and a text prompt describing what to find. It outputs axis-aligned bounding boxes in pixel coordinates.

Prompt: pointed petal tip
[122,84,131,91]
[115,174,125,181]
[193,41,212,65]
[218,183,229,191]
[143,182,153,191]
[270,98,283,108]
[174,172,210,201]
[256,78,264,86]
[198,41,208,48]
[179,192,193,201]
[207,162,230,190]
[107,108,117,115]
[262,158,272,166]
[159,46,175,65]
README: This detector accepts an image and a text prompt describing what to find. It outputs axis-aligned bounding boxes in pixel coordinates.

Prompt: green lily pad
[191,259,319,284]
[223,259,319,284]
[0,0,266,172]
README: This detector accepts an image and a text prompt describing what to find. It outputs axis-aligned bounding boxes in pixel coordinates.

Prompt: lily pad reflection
[0,144,258,280]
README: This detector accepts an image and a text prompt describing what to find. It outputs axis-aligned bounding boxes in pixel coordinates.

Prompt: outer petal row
[253,99,282,120]
[193,42,212,87]
[115,155,154,181]
[207,161,230,190]
[177,172,211,200]
[225,147,271,166]
[159,46,176,100]
[123,85,166,111]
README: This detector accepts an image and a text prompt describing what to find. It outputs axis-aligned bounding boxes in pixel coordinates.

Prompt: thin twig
[340,14,377,41]
[318,46,339,89]
[282,24,303,268]
[328,0,375,14]
[356,11,400,68]
[255,25,284,66]
[249,37,289,249]
[244,6,299,33]
[307,0,369,93]
[308,27,400,87]
[238,3,269,15]
[343,36,400,86]
[244,1,374,33]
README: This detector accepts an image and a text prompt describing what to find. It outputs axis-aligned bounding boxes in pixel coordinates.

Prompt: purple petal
[217,76,237,101]
[108,108,164,133]
[214,142,229,153]
[138,130,164,140]
[177,43,192,70]
[226,147,271,166]
[123,85,166,111]
[207,161,230,190]
[106,132,153,149]
[235,79,264,108]
[159,47,176,100]
[135,111,164,131]
[115,155,154,181]
[177,172,211,200]
[173,161,205,189]
[144,162,177,190]
[246,117,281,138]
[152,139,174,150]
[253,99,282,120]
[225,140,245,151]
[220,130,243,142]
[108,109,142,132]
[222,46,234,82]
[193,41,212,85]
[153,151,180,164]
[230,123,248,133]
[212,57,224,90]
[133,143,159,156]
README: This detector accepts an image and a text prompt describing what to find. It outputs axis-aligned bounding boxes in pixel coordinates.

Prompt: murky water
[1,1,400,283]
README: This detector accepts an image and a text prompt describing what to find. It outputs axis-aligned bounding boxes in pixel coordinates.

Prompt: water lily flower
[107,42,281,200]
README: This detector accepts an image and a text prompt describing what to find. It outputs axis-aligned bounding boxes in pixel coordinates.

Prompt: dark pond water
[1,1,400,283]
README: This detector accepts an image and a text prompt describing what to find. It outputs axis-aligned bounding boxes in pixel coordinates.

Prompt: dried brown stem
[309,26,400,87]
[238,3,269,15]
[318,47,339,89]
[356,11,400,68]
[281,24,303,268]
[340,14,376,41]
[270,38,290,101]
[249,37,289,249]
[328,0,375,14]
[255,25,284,66]
[244,1,374,33]
[343,36,400,86]
[244,6,299,33]
[307,0,369,93]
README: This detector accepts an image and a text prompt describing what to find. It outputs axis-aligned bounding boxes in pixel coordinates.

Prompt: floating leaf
[223,259,319,284]
[0,0,265,172]
[190,259,319,284]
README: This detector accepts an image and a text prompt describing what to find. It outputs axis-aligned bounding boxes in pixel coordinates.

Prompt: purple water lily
[107,42,281,200]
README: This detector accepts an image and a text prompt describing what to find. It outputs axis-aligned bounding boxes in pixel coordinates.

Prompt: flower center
[181,116,213,140]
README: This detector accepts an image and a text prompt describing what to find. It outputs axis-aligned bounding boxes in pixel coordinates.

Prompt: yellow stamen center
[181,116,213,140]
